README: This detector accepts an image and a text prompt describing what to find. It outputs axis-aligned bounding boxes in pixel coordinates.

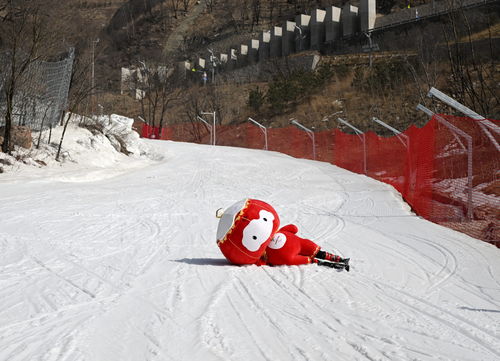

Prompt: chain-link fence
[0,48,74,131]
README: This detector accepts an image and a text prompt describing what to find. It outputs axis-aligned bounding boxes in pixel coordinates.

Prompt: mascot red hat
[216,199,280,265]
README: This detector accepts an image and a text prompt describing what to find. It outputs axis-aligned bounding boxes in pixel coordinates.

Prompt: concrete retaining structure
[360,0,376,32]
[259,31,271,61]
[248,39,259,64]
[187,0,495,83]
[238,44,248,67]
[270,26,282,57]
[295,14,311,51]
[342,4,359,37]
[310,9,326,50]
[282,21,296,56]
[325,6,341,44]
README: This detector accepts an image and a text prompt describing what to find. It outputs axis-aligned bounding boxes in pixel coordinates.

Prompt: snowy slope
[1,126,499,361]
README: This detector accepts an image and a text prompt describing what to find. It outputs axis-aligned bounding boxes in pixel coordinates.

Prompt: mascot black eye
[252,236,257,240]
[263,218,267,221]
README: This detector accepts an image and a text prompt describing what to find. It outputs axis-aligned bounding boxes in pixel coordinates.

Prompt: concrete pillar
[121,67,132,95]
[295,14,311,51]
[198,58,206,70]
[259,31,271,61]
[176,61,190,80]
[238,44,249,67]
[270,26,282,57]
[282,21,296,56]
[310,9,326,50]
[228,48,238,70]
[325,6,341,43]
[342,4,359,37]
[248,39,259,63]
[360,0,376,32]
[230,48,238,61]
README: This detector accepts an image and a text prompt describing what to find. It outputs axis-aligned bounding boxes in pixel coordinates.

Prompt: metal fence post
[337,117,367,174]
[427,87,499,153]
[201,111,216,145]
[290,118,316,160]
[417,104,474,221]
[248,117,268,150]
[197,115,213,145]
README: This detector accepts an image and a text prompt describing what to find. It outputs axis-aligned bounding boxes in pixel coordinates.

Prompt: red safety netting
[431,115,499,244]
[334,129,366,175]
[140,124,169,140]
[140,115,499,246]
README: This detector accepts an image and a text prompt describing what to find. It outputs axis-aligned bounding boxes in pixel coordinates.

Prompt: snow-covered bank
[0,128,499,361]
[0,114,163,183]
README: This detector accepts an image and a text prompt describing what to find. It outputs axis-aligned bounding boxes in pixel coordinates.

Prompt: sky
[1,120,499,361]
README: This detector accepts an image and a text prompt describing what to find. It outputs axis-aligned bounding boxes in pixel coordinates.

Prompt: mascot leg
[298,237,321,257]
[283,254,315,265]
[315,250,342,263]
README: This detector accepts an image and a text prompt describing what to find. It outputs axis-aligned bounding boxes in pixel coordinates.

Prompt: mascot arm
[278,224,299,234]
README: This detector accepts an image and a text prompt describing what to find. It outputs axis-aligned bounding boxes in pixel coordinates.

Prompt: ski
[317,258,350,272]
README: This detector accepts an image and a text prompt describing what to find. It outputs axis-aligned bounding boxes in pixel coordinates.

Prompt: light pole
[91,38,100,114]
[290,118,316,160]
[201,111,216,145]
[248,117,268,150]
[208,48,219,84]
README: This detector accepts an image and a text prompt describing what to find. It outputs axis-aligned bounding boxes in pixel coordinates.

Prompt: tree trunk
[2,79,15,153]
[56,112,74,161]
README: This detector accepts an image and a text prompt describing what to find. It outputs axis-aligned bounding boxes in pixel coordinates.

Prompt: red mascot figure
[265,224,350,271]
[216,199,280,265]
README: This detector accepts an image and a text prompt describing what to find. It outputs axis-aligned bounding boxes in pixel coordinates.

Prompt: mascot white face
[216,198,280,265]
[241,210,275,252]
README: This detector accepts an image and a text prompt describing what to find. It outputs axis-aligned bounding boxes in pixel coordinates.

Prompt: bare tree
[170,0,182,18]
[204,0,217,13]
[56,48,95,161]
[137,62,182,129]
[1,1,47,153]
[250,0,262,31]
[442,8,498,117]
[182,91,208,142]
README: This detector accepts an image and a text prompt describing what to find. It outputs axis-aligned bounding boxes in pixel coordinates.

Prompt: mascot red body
[216,199,280,265]
[265,224,321,265]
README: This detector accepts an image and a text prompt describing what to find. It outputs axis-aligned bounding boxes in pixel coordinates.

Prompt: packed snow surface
[1,125,499,361]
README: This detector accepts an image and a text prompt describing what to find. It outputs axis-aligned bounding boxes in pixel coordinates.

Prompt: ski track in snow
[1,141,499,361]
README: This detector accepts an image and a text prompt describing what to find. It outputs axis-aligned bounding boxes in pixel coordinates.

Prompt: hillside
[1,0,498,135]
[87,0,498,132]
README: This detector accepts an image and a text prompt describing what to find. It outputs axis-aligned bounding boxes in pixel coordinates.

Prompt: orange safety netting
[139,115,499,246]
